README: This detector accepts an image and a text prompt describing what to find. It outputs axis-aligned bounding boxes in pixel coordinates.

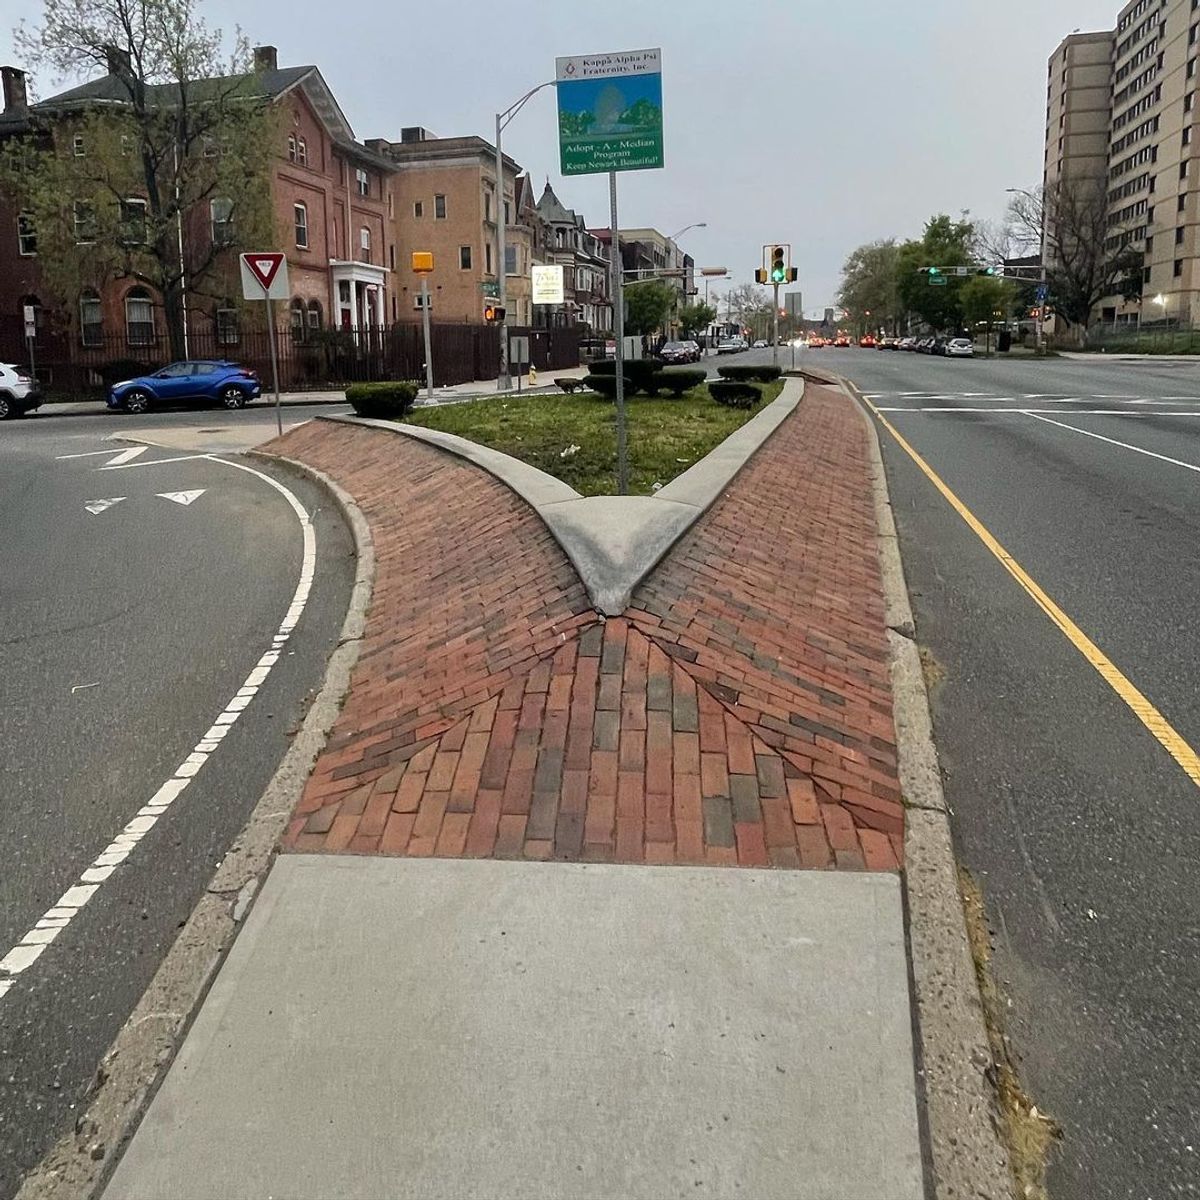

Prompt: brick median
[267,386,902,869]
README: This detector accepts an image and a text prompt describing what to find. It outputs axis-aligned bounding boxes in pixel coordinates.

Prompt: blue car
[107,360,262,414]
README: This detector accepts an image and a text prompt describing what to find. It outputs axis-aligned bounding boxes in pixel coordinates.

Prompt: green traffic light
[928,266,941,276]
[771,267,786,283]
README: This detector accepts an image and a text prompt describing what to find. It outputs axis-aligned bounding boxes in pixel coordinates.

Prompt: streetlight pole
[494,79,555,391]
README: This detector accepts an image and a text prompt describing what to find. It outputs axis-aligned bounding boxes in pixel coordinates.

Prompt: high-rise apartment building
[1046,0,1200,328]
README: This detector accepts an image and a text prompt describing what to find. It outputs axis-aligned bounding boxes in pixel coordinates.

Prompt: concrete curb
[323,377,804,614]
[834,374,1013,1199]
[14,458,375,1200]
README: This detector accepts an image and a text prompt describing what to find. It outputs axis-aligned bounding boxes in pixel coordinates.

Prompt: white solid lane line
[100,453,214,471]
[1023,411,1200,473]
[0,456,316,999]
[877,408,1200,416]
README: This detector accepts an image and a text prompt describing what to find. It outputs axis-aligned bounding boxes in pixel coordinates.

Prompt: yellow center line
[856,387,1200,790]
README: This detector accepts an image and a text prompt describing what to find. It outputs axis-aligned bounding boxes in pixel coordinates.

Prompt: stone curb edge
[834,373,1014,1200]
[319,376,804,614]
[14,456,375,1200]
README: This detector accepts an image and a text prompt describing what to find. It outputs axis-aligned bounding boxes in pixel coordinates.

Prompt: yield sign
[239,251,289,301]
[157,490,205,506]
[243,252,283,291]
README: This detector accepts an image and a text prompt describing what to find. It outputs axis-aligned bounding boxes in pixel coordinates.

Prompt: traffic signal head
[483,304,505,323]
[754,268,768,284]
[770,246,787,283]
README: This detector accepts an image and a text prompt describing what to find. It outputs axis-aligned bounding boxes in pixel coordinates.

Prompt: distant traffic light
[770,246,787,284]
[978,265,1005,276]
[926,266,941,277]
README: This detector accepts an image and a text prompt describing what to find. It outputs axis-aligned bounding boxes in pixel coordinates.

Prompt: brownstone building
[0,46,397,373]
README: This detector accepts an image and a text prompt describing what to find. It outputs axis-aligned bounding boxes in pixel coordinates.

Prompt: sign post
[412,252,435,401]
[23,303,36,385]
[556,47,664,496]
[239,252,289,436]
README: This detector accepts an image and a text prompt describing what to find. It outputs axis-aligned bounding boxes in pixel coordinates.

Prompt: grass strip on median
[403,383,783,497]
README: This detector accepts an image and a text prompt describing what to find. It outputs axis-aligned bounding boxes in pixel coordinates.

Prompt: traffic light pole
[420,276,434,400]
[494,112,510,392]
[772,282,780,368]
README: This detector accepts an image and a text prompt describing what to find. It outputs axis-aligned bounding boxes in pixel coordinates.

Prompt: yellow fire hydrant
[529,365,538,387]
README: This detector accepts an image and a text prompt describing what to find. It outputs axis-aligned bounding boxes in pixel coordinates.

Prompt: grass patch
[959,867,1062,1198]
[403,382,783,497]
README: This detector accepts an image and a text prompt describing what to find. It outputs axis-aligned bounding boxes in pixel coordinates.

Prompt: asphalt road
[0,404,354,1198]
[788,346,1200,1200]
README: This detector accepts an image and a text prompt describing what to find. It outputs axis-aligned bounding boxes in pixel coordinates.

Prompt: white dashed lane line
[0,456,316,1003]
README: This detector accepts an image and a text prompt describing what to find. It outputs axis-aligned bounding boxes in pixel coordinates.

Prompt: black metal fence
[0,317,582,396]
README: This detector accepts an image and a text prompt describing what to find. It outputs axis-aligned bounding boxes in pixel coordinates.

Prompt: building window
[74,200,96,244]
[505,244,517,275]
[1181,193,1189,213]
[387,191,394,218]
[1190,58,1197,79]
[294,202,308,248]
[504,199,511,224]
[288,134,297,161]
[459,244,472,270]
[72,133,85,156]
[359,226,371,263]
[119,197,148,245]
[1175,258,1185,276]
[389,244,396,270]
[1147,236,1154,252]
[1186,128,1193,146]
[297,138,307,167]
[414,200,423,218]
[79,290,102,347]
[215,304,239,345]
[1188,93,1196,113]
[1178,226,1187,244]
[17,211,36,256]
[307,299,322,332]
[124,287,154,346]
[356,167,369,196]
[1182,161,1191,181]
[1144,265,1153,282]
[289,297,307,342]
[484,191,492,222]
[485,242,493,273]
[210,197,234,246]
[434,193,446,219]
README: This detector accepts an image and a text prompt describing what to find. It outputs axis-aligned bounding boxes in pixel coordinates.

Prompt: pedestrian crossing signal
[484,304,505,323]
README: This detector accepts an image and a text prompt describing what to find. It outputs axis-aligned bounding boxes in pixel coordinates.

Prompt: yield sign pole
[240,253,287,436]
[265,285,282,437]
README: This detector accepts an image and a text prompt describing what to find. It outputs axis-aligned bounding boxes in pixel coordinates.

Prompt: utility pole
[420,277,434,400]
[493,80,556,392]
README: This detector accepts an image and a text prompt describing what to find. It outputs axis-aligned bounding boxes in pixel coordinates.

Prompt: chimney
[103,45,132,78]
[1,66,27,114]
[253,45,278,72]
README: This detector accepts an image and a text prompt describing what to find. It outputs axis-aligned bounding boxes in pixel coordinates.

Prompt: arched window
[289,297,307,343]
[124,287,154,346]
[79,289,102,347]
[306,299,322,333]
[287,134,297,162]
[297,137,308,167]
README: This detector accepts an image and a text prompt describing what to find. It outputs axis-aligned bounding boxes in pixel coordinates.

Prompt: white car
[717,338,748,355]
[946,338,974,358]
[752,339,769,349]
[0,362,42,419]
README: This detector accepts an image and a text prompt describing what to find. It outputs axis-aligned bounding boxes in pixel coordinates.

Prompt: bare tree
[5,0,278,357]
[1007,182,1143,346]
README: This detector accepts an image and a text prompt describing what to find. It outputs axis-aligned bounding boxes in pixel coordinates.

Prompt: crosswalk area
[864,390,1200,415]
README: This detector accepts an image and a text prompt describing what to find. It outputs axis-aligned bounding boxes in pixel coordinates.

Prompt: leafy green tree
[624,279,677,336]
[4,0,280,357]
[896,214,976,332]
[677,301,716,336]
[838,239,901,331]
[959,276,1012,327]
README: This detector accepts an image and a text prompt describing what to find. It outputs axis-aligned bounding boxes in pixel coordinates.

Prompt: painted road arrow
[157,490,206,506]
[84,498,126,515]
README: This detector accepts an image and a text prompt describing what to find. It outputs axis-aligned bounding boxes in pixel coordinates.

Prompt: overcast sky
[1,0,1118,315]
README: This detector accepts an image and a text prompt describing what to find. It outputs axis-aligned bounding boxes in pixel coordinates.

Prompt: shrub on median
[709,380,763,409]
[717,364,783,383]
[583,373,632,398]
[345,380,419,419]
[652,367,707,397]
[586,356,661,394]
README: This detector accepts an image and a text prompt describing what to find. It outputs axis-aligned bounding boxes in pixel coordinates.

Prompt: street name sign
[532,264,565,305]
[239,252,289,301]
[556,48,664,176]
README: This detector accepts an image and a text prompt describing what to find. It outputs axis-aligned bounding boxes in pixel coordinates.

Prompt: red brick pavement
[270,386,903,870]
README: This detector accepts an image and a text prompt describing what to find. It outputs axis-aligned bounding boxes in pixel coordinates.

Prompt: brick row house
[0,46,605,388]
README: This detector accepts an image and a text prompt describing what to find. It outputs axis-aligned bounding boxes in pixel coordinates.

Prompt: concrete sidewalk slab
[104,855,924,1200]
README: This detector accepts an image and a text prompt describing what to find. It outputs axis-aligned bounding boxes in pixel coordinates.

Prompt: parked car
[0,362,42,419]
[107,360,262,414]
[946,338,975,358]
[834,335,851,348]
[915,337,935,354]
[751,339,769,349]
[660,340,701,364]
[808,336,825,348]
[931,338,949,357]
[716,337,748,355]
[898,337,917,351]
[859,335,877,348]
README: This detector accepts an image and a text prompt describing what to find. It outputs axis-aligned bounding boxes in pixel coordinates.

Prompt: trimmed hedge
[709,380,763,409]
[652,367,707,397]
[717,364,783,383]
[585,356,661,394]
[583,373,632,398]
[346,380,419,419]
